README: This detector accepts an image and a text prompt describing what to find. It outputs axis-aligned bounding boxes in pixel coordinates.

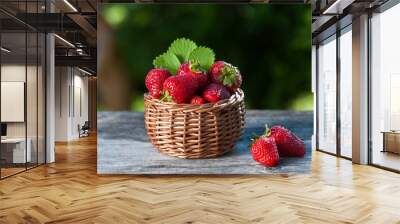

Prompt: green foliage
[103,5,128,27]
[167,38,198,63]
[153,52,181,75]
[102,4,312,110]
[188,47,215,71]
[131,95,144,111]
[290,93,314,111]
[152,38,215,74]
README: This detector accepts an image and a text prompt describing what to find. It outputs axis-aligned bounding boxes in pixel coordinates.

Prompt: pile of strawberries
[145,38,242,104]
[250,125,306,167]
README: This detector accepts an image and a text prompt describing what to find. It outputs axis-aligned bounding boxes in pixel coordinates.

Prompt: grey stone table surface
[98,110,313,175]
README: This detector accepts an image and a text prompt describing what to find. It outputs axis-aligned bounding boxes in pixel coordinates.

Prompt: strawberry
[161,75,197,104]
[145,68,171,99]
[177,62,209,89]
[269,125,306,157]
[250,134,279,167]
[190,96,206,105]
[209,61,242,92]
[202,83,231,103]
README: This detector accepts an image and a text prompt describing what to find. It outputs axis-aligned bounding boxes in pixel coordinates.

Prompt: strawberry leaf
[167,38,197,63]
[188,47,215,71]
[220,65,238,86]
[153,52,181,75]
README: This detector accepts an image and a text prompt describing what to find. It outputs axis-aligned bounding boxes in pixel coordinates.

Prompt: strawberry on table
[269,126,306,157]
[209,61,242,92]
[162,75,197,104]
[202,83,231,103]
[177,62,209,89]
[190,96,206,105]
[145,68,171,99]
[250,132,279,167]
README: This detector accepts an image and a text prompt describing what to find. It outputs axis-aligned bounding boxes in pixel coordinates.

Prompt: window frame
[315,21,353,160]
[0,1,47,180]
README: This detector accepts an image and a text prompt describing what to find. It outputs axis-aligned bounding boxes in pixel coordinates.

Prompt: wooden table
[98,110,313,175]
[382,131,400,154]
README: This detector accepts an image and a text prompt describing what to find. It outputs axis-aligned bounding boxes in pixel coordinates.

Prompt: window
[370,3,400,171]
[339,27,352,158]
[317,35,337,154]
[0,2,46,179]
[316,24,353,158]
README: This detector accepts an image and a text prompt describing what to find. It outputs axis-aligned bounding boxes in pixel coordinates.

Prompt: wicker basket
[144,89,245,159]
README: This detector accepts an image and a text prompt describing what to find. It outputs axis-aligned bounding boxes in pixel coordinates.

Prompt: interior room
[1,0,400,223]
[0,0,97,179]
[0,8,46,178]
[54,66,93,141]
[314,0,400,172]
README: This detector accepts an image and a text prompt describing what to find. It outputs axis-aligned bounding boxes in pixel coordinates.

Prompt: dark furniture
[78,121,90,138]
[1,123,7,137]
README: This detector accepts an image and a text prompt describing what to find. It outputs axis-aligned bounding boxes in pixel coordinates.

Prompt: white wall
[55,67,89,141]
[1,65,26,141]
[1,65,35,138]
[72,72,89,137]
[55,66,69,141]
[1,63,46,164]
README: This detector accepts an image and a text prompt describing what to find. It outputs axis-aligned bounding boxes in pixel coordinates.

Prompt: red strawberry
[161,75,197,104]
[250,135,279,167]
[145,68,171,99]
[190,96,206,105]
[177,62,209,89]
[209,61,242,92]
[202,83,231,103]
[269,126,306,157]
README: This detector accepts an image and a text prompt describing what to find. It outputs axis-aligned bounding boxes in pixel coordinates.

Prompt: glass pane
[318,36,337,154]
[26,0,38,169]
[38,33,45,165]
[1,31,27,177]
[339,28,352,158]
[371,4,400,171]
[27,31,38,169]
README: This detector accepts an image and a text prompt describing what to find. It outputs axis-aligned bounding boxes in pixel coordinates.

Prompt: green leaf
[160,91,173,102]
[167,38,197,63]
[188,47,215,71]
[153,52,181,75]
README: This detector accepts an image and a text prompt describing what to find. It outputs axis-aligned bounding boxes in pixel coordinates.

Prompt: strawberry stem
[189,60,204,73]
[248,125,271,149]
[160,91,173,102]
[248,132,260,149]
[264,124,271,137]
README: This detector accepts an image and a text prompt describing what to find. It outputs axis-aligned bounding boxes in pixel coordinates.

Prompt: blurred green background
[99,4,312,111]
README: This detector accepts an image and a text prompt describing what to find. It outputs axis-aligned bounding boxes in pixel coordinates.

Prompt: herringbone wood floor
[1,135,400,224]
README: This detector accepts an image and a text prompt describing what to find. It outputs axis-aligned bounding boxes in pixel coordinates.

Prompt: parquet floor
[1,134,400,224]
